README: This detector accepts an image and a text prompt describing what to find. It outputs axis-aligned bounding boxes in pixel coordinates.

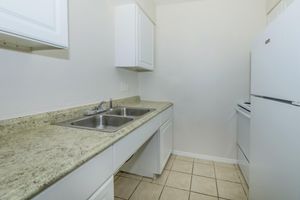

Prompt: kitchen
[0,0,299,200]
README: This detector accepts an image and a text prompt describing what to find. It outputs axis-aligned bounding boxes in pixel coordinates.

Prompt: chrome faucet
[97,101,106,111]
[84,104,105,116]
[85,99,113,116]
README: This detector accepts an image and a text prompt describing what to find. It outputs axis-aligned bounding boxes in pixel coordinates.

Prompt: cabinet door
[88,176,114,200]
[0,0,68,48]
[159,119,173,173]
[137,7,154,70]
[33,147,113,200]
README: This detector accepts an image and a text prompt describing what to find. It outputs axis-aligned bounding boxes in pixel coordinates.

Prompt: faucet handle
[109,98,113,109]
[97,101,106,111]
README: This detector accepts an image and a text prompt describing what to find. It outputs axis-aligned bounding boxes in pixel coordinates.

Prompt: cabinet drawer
[160,107,173,124]
[113,116,161,172]
[33,147,113,200]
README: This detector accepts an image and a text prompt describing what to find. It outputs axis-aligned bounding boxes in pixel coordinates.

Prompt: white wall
[0,0,139,120]
[139,0,266,160]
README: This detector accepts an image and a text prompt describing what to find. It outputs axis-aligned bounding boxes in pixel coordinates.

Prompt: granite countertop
[0,98,172,200]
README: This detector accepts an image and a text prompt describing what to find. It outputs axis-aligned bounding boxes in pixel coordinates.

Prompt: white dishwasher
[236,102,251,185]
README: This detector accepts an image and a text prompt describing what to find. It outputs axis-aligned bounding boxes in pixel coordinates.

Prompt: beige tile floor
[114,155,248,200]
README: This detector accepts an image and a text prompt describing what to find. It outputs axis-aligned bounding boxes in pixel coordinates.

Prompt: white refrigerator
[250,0,300,200]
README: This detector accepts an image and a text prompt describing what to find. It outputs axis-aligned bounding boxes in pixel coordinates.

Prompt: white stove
[238,101,251,112]
[236,101,251,185]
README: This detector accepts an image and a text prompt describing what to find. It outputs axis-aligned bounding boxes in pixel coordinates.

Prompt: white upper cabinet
[115,4,155,71]
[0,0,68,50]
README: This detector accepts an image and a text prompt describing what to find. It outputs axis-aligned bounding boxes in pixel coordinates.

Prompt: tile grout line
[138,171,230,190]
[213,161,220,198]
[215,178,242,184]
[157,172,168,200]
[188,158,195,200]
[169,157,223,198]
[116,197,127,200]
[155,167,241,199]
[170,166,242,185]
[162,183,223,200]
[113,176,141,200]
[158,155,175,200]
[212,164,243,184]
[115,156,242,200]
[215,164,247,199]
[127,177,143,200]
[236,165,249,199]
[160,184,221,199]
[215,163,246,200]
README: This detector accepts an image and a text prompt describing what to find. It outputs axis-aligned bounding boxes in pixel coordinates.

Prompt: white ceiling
[154,0,201,5]
[155,0,270,7]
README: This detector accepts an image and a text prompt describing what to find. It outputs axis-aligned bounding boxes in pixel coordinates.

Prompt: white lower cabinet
[33,147,113,200]
[120,107,173,177]
[34,106,173,200]
[158,119,173,174]
[120,132,160,177]
[88,176,114,200]
[113,115,161,173]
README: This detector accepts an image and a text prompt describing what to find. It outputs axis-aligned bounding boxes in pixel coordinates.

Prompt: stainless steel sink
[105,107,154,117]
[58,115,134,132]
[57,107,155,133]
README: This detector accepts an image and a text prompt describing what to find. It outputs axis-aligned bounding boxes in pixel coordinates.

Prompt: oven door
[236,106,251,160]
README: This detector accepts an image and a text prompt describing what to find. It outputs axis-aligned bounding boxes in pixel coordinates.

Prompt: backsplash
[0,96,140,137]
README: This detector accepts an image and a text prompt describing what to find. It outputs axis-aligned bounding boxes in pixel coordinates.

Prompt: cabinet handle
[265,38,271,45]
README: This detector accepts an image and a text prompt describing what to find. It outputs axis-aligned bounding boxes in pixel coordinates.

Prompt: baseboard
[172,150,237,164]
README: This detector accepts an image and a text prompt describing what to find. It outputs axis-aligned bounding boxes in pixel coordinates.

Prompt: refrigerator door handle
[254,95,300,107]
[265,38,271,45]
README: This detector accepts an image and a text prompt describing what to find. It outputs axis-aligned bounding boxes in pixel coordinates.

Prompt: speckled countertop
[0,97,172,200]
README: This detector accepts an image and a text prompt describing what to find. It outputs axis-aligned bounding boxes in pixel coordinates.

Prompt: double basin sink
[58,107,155,132]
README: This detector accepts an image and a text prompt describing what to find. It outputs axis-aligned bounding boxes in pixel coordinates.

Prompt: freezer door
[250,96,300,200]
[251,0,300,102]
